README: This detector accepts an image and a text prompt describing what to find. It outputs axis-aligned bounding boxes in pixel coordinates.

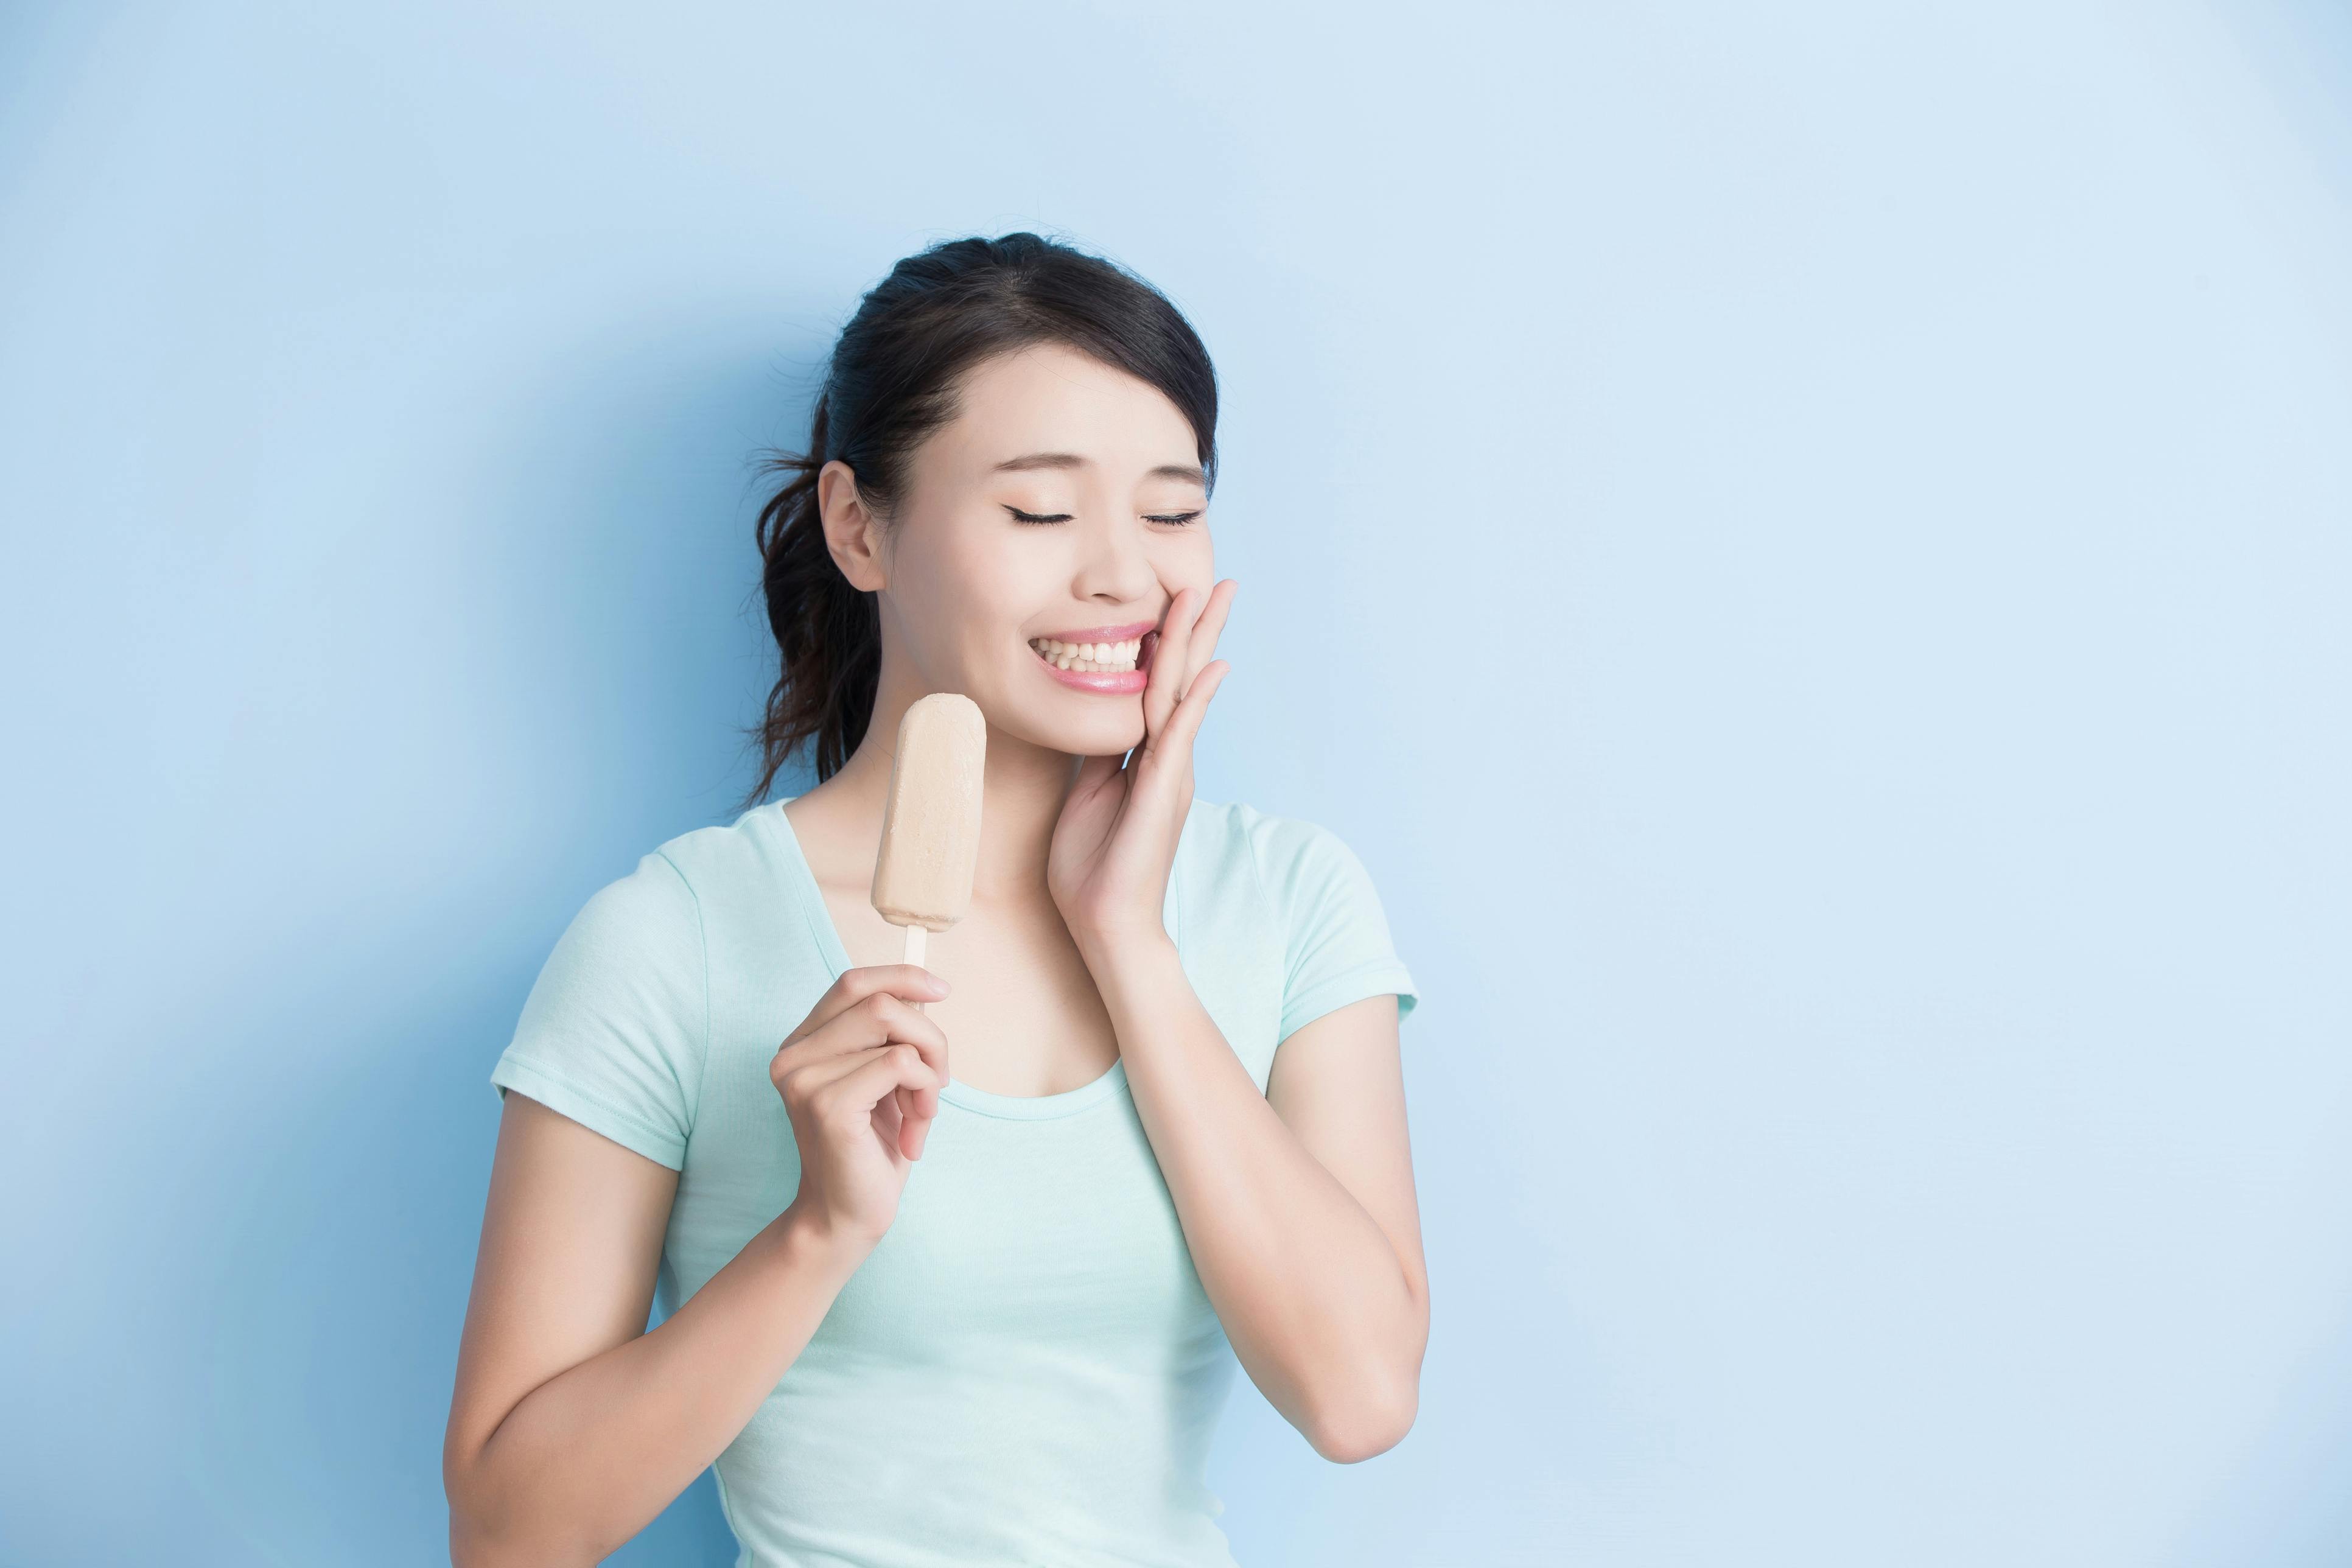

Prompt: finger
[1072,749,1125,794]
[798,1038,947,1122]
[901,1087,936,1161]
[883,1080,941,1161]
[1141,586,1196,738]
[791,994,950,1118]
[1181,579,1237,695]
[824,1046,945,1136]
[1157,658,1228,763]
[809,990,949,1063]
[789,966,950,1045]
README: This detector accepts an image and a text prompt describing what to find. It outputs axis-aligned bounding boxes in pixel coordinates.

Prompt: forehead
[925,342,1199,476]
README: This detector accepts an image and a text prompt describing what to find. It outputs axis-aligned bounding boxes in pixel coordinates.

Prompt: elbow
[444,1455,509,1568]
[1307,1280,1429,1464]
[447,1507,597,1568]
[444,1446,594,1568]
[444,1439,488,1564]
[1308,1378,1419,1465]
[446,1492,496,1568]
[447,1511,501,1568]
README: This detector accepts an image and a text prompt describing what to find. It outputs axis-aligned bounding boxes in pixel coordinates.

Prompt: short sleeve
[488,849,709,1170]
[1245,811,1421,1044]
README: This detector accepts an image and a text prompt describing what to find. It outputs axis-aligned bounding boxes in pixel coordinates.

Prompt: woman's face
[860,342,1215,759]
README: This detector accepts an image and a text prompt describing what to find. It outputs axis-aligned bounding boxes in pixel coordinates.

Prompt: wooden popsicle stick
[902,922,927,1010]
[892,920,935,1143]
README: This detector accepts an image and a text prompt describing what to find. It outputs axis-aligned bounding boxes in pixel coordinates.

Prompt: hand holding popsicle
[767,695,984,1247]
[1048,580,1234,952]
[769,963,950,1247]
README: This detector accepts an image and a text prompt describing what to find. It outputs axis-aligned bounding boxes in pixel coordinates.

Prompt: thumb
[1071,750,1125,797]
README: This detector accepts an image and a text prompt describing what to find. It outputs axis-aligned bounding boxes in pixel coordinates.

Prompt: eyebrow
[993,451,1207,485]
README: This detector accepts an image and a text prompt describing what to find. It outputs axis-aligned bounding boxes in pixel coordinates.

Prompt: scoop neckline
[764,796,1164,1122]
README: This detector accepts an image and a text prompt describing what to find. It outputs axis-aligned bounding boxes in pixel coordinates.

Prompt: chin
[992,688,1147,758]
[1046,709,1149,758]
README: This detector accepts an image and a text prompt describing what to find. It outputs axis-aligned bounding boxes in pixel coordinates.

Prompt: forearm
[1082,931,1421,1460]
[450,1205,869,1566]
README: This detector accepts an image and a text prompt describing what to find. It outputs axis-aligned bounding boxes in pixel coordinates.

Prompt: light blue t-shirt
[488,795,1419,1568]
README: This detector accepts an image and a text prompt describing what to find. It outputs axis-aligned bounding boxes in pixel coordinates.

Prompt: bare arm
[1044,580,1426,1463]
[442,1091,866,1567]
[1083,933,1429,1463]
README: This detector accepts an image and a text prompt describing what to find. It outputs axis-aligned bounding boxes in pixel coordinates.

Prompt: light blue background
[4,2,2348,1564]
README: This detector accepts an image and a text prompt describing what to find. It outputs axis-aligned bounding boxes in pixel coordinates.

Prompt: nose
[1071,509,1158,606]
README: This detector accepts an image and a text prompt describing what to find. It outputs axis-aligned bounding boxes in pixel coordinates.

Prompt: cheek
[1152,528,1216,590]
[894,515,1005,618]
[913,535,1033,665]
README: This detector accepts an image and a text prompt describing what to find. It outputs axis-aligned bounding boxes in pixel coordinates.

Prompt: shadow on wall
[162,312,830,1566]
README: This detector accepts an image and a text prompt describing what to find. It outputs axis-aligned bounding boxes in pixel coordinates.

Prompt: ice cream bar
[870,693,987,971]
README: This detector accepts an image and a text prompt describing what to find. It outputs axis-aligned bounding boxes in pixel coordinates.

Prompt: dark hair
[738,233,1219,806]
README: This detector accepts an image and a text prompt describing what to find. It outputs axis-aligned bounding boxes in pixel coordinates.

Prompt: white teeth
[1030,634,1141,673]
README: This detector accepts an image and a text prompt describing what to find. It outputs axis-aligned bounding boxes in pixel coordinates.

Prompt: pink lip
[1032,618,1158,643]
[1037,661,1149,695]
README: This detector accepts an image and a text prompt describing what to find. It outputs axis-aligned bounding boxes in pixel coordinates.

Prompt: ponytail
[744,399,880,799]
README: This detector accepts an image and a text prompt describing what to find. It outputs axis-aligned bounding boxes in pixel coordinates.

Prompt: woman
[444,233,1427,1567]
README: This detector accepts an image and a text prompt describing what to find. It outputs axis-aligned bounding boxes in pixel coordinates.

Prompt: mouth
[1026,620,1158,695]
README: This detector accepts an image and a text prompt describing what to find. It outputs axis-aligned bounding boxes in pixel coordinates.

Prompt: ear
[817,460,889,592]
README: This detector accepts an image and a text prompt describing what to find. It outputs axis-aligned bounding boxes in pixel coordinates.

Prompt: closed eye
[1006,506,1203,527]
